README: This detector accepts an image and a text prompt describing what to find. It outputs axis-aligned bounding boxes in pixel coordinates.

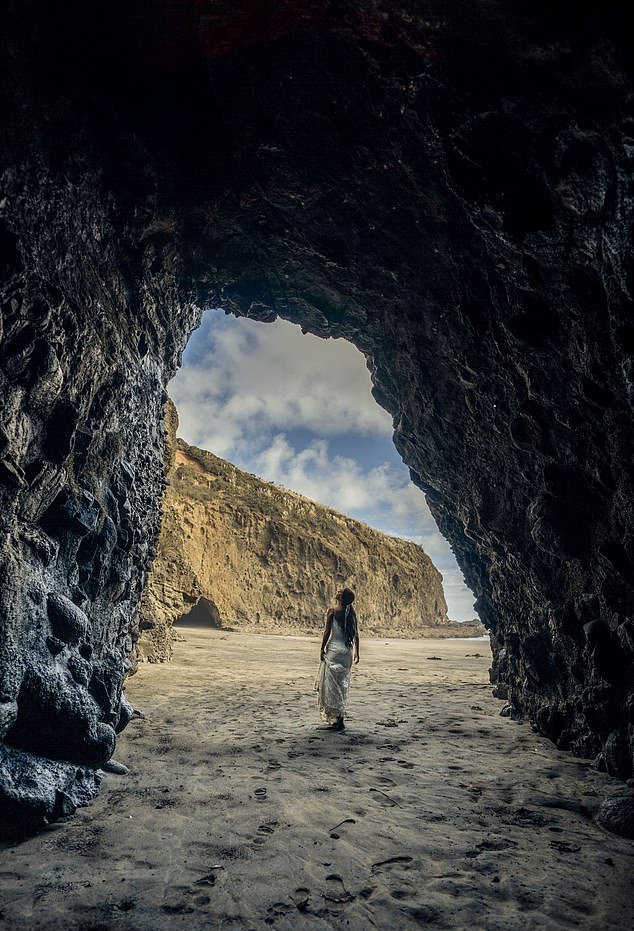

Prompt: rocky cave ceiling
[0,1,633,836]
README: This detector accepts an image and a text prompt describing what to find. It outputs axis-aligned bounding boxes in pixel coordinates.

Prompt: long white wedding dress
[317,610,354,724]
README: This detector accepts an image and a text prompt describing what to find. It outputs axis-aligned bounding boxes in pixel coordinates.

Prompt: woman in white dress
[317,587,360,730]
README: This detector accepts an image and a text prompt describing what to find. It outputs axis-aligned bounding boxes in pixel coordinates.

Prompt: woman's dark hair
[338,588,357,646]
[341,588,355,607]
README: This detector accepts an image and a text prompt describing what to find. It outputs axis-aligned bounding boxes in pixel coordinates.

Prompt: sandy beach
[1,629,632,930]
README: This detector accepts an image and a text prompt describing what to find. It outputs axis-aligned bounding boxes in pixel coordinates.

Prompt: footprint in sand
[369,788,401,808]
[370,857,416,901]
[257,821,278,836]
[194,871,221,887]
[475,837,517,852]
[374,776,397,786]
[254,787,268,801]
[161,900,195,915]
[402,904,442,925]
[291,887,311,911]
[371,855,413,872]
[162,879,221,914]
[323,874,355,904]
[265,902,294,923]
[328,817,356,839]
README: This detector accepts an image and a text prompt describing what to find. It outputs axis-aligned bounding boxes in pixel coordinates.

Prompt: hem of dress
[319,705,344,725]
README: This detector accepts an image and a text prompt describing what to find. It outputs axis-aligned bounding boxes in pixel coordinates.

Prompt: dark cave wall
[1,1,633,830]
[0,144,202,829]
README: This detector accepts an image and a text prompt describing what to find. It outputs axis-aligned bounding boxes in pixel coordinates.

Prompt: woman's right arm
[320,609,333,660]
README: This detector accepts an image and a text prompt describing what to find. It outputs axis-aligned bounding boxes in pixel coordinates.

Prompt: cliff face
[138,404,477,659]
[1,2,633,834]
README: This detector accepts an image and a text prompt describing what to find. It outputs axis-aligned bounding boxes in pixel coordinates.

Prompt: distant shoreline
[170,625,489,644]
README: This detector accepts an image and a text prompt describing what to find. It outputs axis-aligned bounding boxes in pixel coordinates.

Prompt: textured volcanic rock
[0,2,633,832]
[138,402,480,661]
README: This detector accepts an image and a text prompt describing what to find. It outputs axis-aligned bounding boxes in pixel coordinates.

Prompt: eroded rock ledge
[1,2,633,833]
[138,402,481,661]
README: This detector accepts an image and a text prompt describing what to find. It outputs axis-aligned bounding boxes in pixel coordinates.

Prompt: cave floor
[1,630,632,930]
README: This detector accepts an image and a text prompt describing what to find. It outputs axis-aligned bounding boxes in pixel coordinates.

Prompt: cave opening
[134,303,489,667]
[157,305,479,646]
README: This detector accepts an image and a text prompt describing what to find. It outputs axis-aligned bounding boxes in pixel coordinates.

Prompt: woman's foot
[318,718,345,731]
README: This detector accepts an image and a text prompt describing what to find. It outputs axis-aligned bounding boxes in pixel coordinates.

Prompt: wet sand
[1,629,632,930]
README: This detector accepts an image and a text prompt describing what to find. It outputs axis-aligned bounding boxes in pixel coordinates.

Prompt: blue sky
[169,309,477,621]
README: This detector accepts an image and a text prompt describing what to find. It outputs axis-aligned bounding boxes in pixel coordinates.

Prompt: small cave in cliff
[174,596,223,630]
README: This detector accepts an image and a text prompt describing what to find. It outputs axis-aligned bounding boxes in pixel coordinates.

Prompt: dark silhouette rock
[0,2,632,834]
[596,789,634,840]
[0,744,102,839]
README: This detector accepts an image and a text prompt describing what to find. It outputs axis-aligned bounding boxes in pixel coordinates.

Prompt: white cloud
[170,310,391,459]
[252,433,431,527]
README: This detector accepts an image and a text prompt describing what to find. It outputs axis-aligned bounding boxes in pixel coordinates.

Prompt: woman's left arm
[353,614,360,664]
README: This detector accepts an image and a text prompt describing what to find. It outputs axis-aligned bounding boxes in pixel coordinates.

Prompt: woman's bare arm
[353,612,360,664]
[320,609,333,659]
